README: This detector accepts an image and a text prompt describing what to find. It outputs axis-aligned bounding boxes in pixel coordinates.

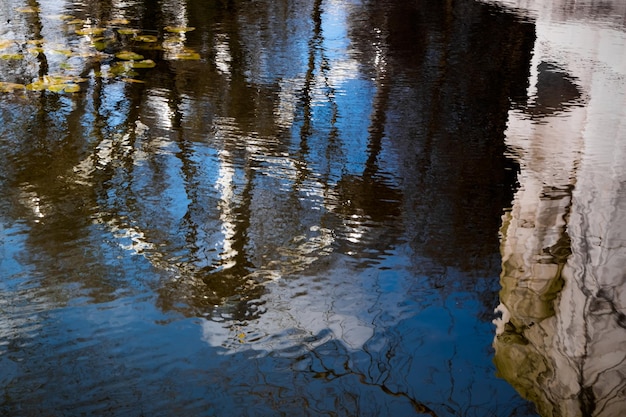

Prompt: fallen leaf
[131,59,156,68]
[121,78,146,83]
[107,18,131,25]
[0,53,24,60]
[76,27,106,36]
[15,6,40,13]
[64,84,81,93]
[0,82,26,92]
[118,28,142,36]
[164,26,195,33]
[135,35,158,43]
[167,49,201,60]
[0,39,15,50]
[115,50,144,60]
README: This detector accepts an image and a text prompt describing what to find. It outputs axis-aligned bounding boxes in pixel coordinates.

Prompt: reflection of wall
[492,1,626,416]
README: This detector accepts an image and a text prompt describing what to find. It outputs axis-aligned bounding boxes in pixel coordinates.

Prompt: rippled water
[0,0,624,416]
[486,1,626,416]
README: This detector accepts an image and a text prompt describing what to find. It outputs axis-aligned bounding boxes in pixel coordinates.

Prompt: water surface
[0,0,624,416]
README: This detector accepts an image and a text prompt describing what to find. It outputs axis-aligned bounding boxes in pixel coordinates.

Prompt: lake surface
[0,0,624,416]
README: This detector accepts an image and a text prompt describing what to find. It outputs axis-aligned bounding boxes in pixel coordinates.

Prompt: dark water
[0,0,624,416]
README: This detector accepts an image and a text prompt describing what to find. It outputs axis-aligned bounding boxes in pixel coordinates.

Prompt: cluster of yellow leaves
[1,11,203,94]
[0,75,84,94]
[26,75,84,93]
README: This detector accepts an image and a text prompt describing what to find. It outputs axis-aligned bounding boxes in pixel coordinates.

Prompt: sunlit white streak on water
[145,88,174,131]
[107,0,137,22]
[160,0,194,61]
[214,33,232,77]
[212,121,337,272]
[214,120,240,270]
[159,0,188,27]
[274,1,362,119]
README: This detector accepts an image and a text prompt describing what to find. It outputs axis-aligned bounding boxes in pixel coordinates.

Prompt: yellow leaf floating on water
[26,75,83,93]
[26,79,48,91]
[0,39,14,50]
[135,42,163,52]
[167,49,201,61]
[76,27,106,36]
[131,59,156,68]
[79,51,110,60]
[109,62,138,77]
[47,83,80,93]
[0,82,26,93]
[15,6,40,13]
[121,78,146,83]
[64,84,80,93]
[109,62,129,73]
[49,14,75,21]
[117,28,141,35]
[65,19,85,25]
[135,35,158,43]
[107,18,130,25]
[47,83,66,93]
[115,50,144,60]
[0,53,24,60]
[162,38,183,46]
[164,26,195,33]
[52,49,74,57]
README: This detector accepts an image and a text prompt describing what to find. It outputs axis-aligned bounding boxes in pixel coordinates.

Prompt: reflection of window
[523,61,584,116]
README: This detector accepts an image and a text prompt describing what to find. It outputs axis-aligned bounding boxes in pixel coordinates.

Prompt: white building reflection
[490,1,626,415]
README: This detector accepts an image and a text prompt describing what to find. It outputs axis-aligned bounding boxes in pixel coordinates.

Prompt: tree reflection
[0,0,534,318]
[0,0,549,415]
